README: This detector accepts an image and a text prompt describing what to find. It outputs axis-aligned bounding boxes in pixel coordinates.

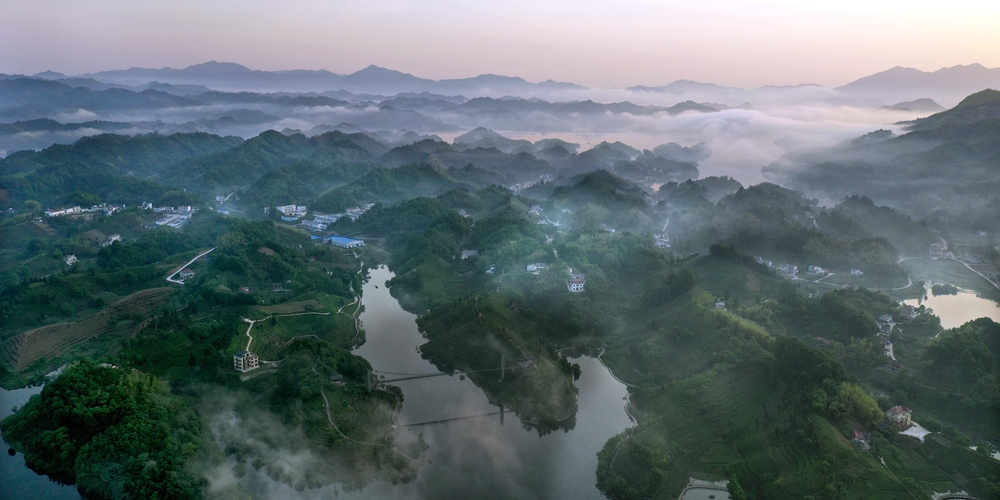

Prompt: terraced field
[2,287,174,371]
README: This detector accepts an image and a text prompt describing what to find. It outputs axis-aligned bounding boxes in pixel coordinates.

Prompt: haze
[3,0,999,88]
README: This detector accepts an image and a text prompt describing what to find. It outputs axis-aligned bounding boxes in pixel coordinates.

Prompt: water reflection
[904,286,1000,329]
[247,266,633,499]
[0,374,80,500]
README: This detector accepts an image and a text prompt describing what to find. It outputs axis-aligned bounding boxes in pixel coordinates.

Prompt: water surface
[0,376,80,500]
[243,265,633,499]
[904,287,1000,329]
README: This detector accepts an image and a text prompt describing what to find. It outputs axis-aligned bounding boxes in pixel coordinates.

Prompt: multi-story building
[234,351,259,372]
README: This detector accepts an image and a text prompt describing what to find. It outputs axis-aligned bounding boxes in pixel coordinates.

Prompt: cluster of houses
[878,313,893,348]
[522,264,584,292]
[154,209,196,229]
[276,204,308,219]
[100,234,122,248]
[807,265,829,275]
[654,234,670,248]
[852,405,914,450]
[526,262,548,274]
[45,203,124,218]
[929,242,949,259]
[289,204,375,230]
[133,203,199,228]
[753,256,799,277]
[754,256,866,279]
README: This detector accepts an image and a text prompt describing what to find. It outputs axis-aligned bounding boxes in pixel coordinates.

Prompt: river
[243,265,634,499]
[0,372,80,500]
[1,266,633,500]
[903,286,1000,329]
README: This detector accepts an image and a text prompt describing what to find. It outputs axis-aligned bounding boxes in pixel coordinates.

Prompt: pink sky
[2,0,997,87]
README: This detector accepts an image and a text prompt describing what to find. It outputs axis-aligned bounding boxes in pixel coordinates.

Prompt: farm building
[324,236,364,248]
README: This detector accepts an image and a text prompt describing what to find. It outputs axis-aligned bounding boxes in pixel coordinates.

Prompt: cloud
[53,108,99,122]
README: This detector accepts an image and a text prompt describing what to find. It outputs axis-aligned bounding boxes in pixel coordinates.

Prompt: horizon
[14,59,1000,91]
[3,0,998,88]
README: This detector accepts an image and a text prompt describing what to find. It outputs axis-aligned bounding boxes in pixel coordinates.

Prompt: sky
[2,0,998,88]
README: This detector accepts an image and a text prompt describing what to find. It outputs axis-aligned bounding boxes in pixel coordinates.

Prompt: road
[165,247,217,284]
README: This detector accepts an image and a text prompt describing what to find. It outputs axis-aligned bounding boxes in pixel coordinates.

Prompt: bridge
[371,367,505,383]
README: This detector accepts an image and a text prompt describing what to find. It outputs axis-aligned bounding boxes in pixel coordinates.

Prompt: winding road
[165,247,216,284]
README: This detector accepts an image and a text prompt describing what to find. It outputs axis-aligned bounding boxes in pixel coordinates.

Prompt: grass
[900,258,1000,303]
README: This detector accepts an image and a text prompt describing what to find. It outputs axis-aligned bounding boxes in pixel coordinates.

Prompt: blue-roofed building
[324,235,364,248]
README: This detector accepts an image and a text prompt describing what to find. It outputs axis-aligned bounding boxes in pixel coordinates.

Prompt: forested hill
[763,89,1000,230]
[0,132,242,177]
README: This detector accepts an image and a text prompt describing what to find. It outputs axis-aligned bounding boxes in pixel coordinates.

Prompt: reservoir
[2,266,633,500]
[0,374,80,500]
[904,287,1000,329]
[245,265,634,499]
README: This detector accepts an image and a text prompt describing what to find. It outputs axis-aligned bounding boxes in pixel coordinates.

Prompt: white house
[568,272,586,292]
[850,269,864,276]
[276,205,307,217]
[65,254,77,265]
[886,405,912,428]
[777,264,798,276]
[526,263,548,274]
[179,269,196,279]
[233,351,260,372]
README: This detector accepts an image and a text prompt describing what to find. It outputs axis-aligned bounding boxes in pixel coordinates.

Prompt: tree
[728,473,748,500]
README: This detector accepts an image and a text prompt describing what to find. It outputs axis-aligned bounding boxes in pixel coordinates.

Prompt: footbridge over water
[371,367,503,383]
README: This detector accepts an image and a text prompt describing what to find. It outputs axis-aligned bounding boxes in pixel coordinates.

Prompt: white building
[276,205,308,217]
[526,263,548,274]
[234,351,259,372]
[65,254,77,265]
[568,272,586,292]
[777,264,798,276]
[301,220,328,232]
[313,213,341,224]
[850,269,864,276]
[45,206,82,217]
[101,234,123,248]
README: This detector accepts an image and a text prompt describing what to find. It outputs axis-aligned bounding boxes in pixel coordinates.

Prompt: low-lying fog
[0,86,933,185]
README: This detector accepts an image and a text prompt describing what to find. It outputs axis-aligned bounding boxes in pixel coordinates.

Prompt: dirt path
[241,311,332,351]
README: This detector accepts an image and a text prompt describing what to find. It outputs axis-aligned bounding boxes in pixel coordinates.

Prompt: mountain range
[63,61,584,96]
[9,61,997,106]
